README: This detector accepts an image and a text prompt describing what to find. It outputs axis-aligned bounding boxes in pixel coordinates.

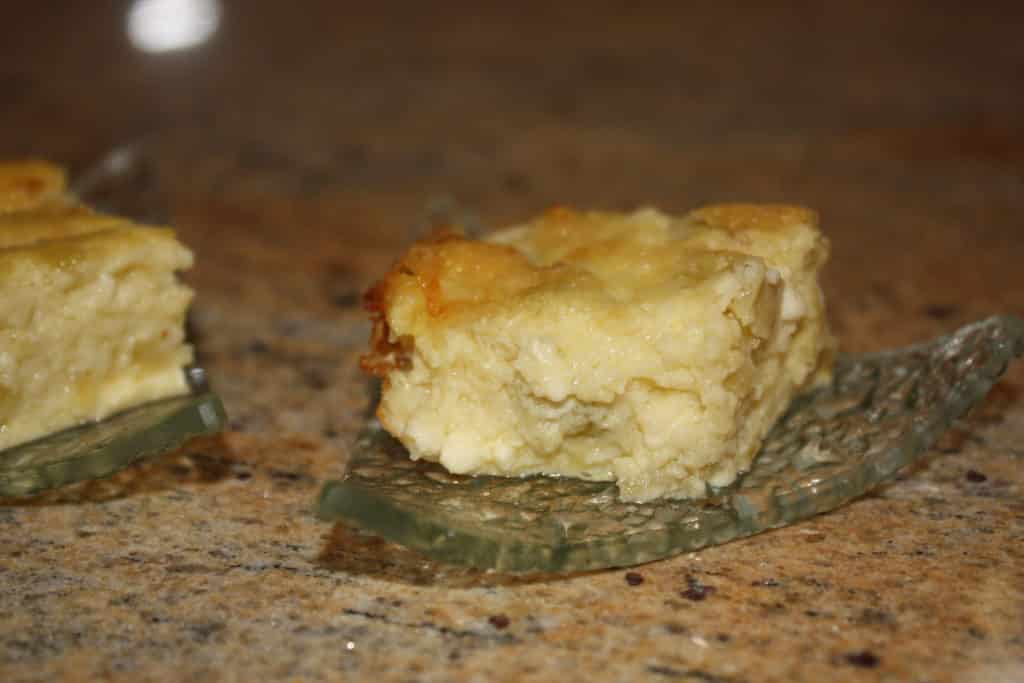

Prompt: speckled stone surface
[2,3,1023,681]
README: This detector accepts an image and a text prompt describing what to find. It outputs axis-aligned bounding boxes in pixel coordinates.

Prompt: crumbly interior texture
[363,205,834,502]
[0,160,194,450]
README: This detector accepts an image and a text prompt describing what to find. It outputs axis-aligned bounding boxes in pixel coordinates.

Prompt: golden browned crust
[359,226,573,376]
[360,230,467,376]
[362,227,557,317]
[0,160,67,214]
[361,286,414,377]
[360,205,826,379]
[689,204,818,234]
[0,160,192,276]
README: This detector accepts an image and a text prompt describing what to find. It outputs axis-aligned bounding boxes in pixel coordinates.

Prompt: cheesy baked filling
[0,161,194,450]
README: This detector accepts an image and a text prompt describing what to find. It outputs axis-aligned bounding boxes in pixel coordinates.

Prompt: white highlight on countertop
[127,0,221,53]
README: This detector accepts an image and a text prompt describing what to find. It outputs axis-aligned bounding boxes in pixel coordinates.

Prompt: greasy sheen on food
[0,160,194,450]
[362,205,834,502]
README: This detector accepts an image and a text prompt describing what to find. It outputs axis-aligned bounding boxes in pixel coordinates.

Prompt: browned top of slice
[0,159,193,279]
[0,160,67,214]
[361,205,827,377]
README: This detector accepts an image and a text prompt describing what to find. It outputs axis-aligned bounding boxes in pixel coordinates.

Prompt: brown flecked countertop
[2,3,1023,681]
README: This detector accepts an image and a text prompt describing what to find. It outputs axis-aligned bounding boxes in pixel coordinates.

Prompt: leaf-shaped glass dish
[317,315,1024,573]
[0,368,226,498]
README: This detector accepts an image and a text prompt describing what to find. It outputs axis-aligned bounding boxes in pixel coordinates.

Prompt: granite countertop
[2,3,1023,681]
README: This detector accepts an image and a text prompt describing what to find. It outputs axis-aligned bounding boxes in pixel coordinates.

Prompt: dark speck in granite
[647,665,745,682]
[844,651,881,669]
[966,469,988,483]
[681,576,716,602]
[488,615,511,630]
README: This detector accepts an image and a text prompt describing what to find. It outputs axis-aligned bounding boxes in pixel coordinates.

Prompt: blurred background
[2,0,1023,351]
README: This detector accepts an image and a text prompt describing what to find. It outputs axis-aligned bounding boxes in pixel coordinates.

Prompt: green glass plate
[317,315,1024,573]
[0,369,226,498]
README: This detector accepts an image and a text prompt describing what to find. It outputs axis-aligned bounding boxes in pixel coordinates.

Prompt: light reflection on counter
[126,0,221,53]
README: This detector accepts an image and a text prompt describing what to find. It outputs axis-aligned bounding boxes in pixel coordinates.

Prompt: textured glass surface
[0,370,226,498]
[318,315,1024,573]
